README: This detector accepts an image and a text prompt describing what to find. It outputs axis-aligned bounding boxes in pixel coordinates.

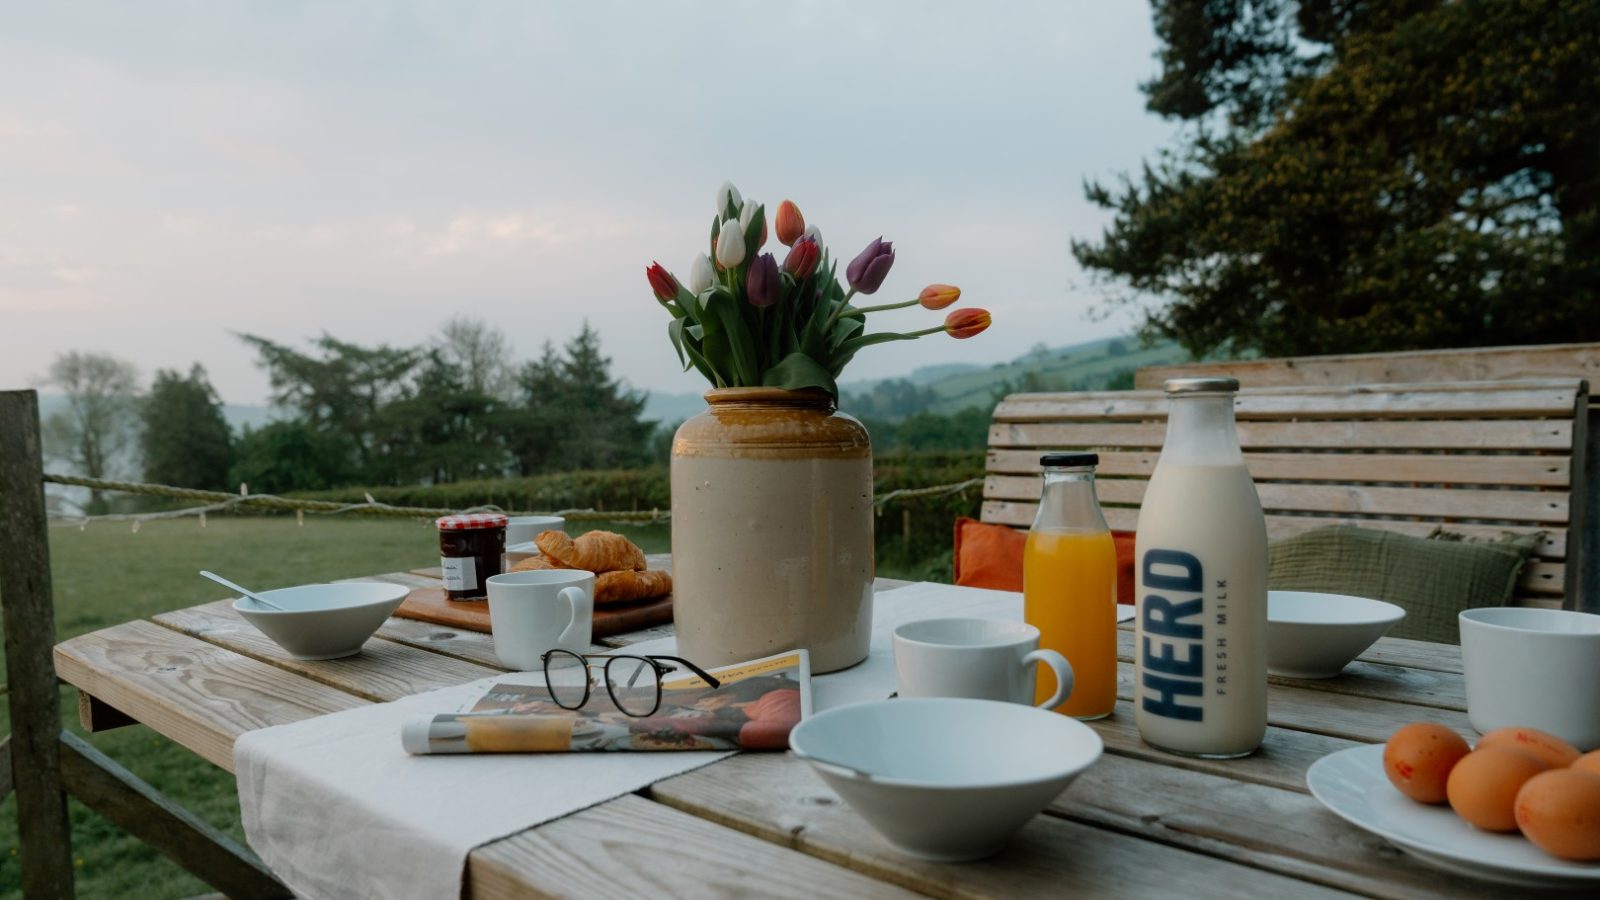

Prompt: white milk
[1134,380,1268,758]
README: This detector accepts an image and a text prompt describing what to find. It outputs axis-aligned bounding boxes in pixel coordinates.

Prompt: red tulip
[783,236,820,279]
[775,200,805,246]
[918,284,960,310]
[944,307,991,339]
[646,262,678,303]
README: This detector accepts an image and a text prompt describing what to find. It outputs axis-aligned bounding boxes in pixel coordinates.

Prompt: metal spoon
[199,570,288,611]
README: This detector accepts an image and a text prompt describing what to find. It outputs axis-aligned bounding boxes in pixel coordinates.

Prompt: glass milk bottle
[1134,377,1267,758]
[1024,453,1118,719]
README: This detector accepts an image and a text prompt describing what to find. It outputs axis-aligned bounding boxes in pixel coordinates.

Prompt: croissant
[509,556,570,573]
[594,569,673,605]
[535,530,646,573]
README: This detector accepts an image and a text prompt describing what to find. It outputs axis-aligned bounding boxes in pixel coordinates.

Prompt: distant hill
[640,335,1189,425]
[841,336,1188,420]
[638,335,1190,426]
[640,390,707,427]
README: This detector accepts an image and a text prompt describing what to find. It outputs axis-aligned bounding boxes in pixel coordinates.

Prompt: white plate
[1307,744,1600,888]
[505,541,541,563]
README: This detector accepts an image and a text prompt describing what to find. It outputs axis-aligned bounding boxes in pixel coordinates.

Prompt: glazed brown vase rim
[703,386,835,409]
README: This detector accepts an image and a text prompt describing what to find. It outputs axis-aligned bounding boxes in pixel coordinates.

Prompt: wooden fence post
[0,389,77,897]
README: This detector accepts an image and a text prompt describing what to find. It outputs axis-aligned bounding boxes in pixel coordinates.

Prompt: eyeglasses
[540,648,723,717]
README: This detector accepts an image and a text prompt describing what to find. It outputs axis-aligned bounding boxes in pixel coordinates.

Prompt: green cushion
[1268,525,1541,644]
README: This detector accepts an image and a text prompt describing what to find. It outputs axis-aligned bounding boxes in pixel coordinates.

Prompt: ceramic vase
[670,387,874,673]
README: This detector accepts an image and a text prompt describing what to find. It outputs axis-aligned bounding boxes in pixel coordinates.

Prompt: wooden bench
[983,378,1592,612]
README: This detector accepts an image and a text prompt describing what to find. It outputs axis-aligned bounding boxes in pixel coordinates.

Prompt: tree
[370,351,507,484]
[550,322,654,471]
[505,341,569,476]
[435,316,515,399]
[40,351,141,512]
[1074,0,1600,359]
[238,332,420,478]
[229,421,356,494]
[141,365,233,490]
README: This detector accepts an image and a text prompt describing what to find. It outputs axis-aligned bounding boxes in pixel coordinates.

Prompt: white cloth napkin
[232,582,1120,899]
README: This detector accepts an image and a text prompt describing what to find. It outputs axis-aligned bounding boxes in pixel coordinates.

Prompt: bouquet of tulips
[646,182,991,397]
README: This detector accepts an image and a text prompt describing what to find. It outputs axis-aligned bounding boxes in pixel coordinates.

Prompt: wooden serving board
[395,586,674,640]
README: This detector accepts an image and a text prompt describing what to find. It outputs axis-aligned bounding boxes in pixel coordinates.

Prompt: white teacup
[486,569,594,670]
[894,618,1073,709]
[506,515,566,548]
[1460,607,1600,750]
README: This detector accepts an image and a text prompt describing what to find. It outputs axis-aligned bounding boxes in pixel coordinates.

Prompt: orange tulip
[944,307,991,339]
[775,200,805,246]
[918,284,961,310]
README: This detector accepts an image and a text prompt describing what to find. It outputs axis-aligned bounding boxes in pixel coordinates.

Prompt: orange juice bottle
[1024,453,1118,719]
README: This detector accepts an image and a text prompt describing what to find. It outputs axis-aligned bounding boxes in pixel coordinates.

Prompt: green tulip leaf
[762,351,838,397]
[702,288,760,385]
[829,315,864,349]
[667,317,688,368]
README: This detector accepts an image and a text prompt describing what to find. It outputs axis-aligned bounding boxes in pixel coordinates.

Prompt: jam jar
[436,513,508,601]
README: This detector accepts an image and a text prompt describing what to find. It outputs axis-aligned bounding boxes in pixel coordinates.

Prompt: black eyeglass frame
[539,649,723,717]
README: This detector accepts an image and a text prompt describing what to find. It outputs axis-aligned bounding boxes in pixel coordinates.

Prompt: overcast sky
[1,0,1174,405]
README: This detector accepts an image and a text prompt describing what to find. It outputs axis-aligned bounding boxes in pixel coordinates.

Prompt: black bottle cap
[1039,452,1099,468]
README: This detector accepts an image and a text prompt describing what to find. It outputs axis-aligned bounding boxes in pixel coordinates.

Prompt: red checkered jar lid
[435,513,508,531]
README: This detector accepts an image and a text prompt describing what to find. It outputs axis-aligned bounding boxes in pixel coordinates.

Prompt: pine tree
[555,322,654,471]
[141,365,233,490]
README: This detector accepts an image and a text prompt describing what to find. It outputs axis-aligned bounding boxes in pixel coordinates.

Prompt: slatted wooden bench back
[984,378,1592,611]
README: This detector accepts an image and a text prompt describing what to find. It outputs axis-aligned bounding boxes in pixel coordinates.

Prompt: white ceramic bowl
[788,698,1102,861]
[233,582,409,660]
[1267,590,1406,679]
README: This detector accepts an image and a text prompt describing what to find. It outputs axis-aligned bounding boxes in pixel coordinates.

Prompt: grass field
[0,514,935,898]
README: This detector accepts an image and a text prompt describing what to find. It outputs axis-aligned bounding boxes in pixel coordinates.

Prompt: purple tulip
[846,237,895,294]
[747,252,780,307]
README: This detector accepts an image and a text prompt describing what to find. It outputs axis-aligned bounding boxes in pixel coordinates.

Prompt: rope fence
[42,472,986,530]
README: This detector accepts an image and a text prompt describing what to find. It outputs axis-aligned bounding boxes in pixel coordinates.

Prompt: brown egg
[1477,727,1581,769]
[1384,722,1471,803]
[1514,768,1600,861]
[1447,746,1551,832]
[1573,750,1600,776]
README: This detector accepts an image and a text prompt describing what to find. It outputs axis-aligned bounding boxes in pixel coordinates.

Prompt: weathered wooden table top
[52,558,1536,899]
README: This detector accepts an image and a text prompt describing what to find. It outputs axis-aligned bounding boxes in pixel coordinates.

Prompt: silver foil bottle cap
[1163,376,1240,394]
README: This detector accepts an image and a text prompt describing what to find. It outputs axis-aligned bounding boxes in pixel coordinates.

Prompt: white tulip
[714,219,746,269]
[739,199,757,232]
[801,224,822,246]
[716,181,742,215]
[689,253,715,295]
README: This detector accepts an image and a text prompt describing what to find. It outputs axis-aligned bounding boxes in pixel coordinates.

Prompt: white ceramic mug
[505,515,566,548]
[1459,607,1600,750]
[894,618,1073,709]
[486,569,594,670]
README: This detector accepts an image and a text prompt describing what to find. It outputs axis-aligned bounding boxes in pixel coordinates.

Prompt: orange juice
[1025,527,1118,718]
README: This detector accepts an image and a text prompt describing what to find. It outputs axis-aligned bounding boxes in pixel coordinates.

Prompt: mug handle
[1024,649,1074,709]
[555,585,593,649]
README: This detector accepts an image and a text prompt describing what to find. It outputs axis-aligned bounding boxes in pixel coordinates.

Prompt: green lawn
[1,515,934,898]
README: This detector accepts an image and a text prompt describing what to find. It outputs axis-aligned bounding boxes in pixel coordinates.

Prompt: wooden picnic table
[52,557,1541,899]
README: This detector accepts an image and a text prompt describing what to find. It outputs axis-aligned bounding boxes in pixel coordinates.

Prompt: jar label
[441,555,477,592]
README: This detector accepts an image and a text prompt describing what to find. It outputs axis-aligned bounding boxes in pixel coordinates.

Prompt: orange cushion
[1112,530,1136,607]
[953,517,1027,591]
[954,517,1137,604]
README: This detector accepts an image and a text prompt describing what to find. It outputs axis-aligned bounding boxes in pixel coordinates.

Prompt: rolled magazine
[402,649,811,754]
